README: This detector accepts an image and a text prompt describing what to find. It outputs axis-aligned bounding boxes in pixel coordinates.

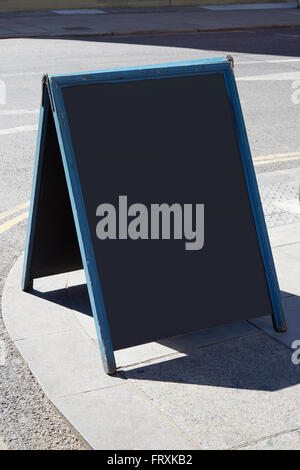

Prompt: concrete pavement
[0,5,299,39]
[0,436,7,450]
[2,219,300,450]
[1,26,300,449]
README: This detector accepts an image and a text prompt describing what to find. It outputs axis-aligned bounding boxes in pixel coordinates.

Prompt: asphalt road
[0,28,300,449]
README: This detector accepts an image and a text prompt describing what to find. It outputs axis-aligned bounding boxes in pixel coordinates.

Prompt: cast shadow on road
[30,283,300,392]
[36,27,300,59]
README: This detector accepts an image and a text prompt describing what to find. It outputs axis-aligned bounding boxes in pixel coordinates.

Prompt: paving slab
[120,333,300,449]
[2,258,78,341]
[114,321,257,368]
[73,291,257,367]
[268,222,300,248]
[240,429,300,450]
[272,243,300,296]
[54,385,197,450]
[15,328,123,398]
[278,242,300,260]
[2,220,300,449]
[3,256,260,449]
[250,294,300,348]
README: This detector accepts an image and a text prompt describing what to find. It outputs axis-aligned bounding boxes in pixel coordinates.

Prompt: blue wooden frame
[22,77,50,294]
[22,57,286,375]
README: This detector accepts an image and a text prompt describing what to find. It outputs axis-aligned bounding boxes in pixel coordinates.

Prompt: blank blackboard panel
[62,73,273,351]
[29,107,82,279]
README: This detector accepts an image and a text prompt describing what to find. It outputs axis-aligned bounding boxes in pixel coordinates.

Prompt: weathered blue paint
[223,65,286,332]
[47,58,235,375]
[48,76,116,375]
[23,57,286,376]
[22,78,49,292]
[50,57,227,84]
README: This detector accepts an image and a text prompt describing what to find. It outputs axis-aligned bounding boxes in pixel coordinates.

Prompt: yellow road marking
[0,125,38,136]
[255,156,300,166]
[254,152,300,162]
[254,153,300,166]
[0,153,299,235]
[0,201,30,221]
[0,212,29,235]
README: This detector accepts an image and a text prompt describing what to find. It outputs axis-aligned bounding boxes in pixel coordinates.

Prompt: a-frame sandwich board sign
[22,57,287,375]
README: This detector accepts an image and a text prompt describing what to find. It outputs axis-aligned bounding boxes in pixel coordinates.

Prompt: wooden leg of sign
[87,286,117,375]
[104,355,117,375]
[22,82,49,294]
[22,278,33,292]
[272,310,287,333]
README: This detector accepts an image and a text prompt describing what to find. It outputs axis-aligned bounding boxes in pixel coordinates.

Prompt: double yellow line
[0,152,299,236]
[0,201,29,235]
[253,152,300,166]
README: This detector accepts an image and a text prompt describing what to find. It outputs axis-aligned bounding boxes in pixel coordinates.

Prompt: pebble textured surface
[260,182,300,227]
[0,267,87,450]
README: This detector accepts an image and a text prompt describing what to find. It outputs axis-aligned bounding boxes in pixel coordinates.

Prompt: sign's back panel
[62,73,273,350]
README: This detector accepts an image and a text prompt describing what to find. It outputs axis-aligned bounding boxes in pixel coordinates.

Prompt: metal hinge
[226,55,235,73]
[41,73,55,112]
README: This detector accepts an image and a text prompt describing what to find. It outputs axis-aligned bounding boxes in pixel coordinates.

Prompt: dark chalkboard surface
[23,59,286,374]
